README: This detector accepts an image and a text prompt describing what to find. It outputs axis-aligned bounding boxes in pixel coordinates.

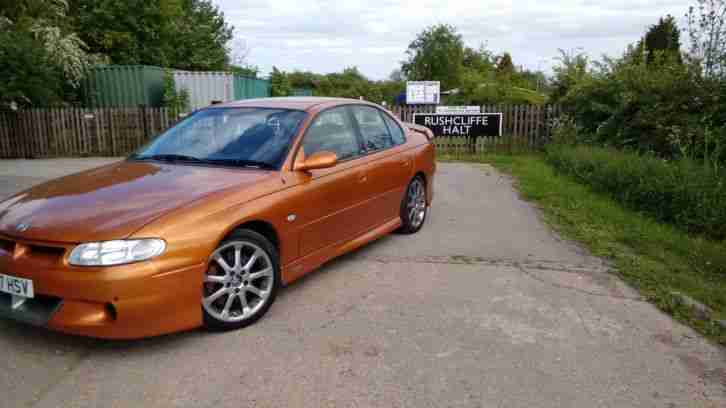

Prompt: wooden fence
[0,108,180,158]
[0,104,562,158]
[391,104,562,152]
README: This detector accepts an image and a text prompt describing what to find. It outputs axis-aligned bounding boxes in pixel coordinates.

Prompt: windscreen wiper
[206,159,276,170]
[132,155,275,170]
[134,154,206,163]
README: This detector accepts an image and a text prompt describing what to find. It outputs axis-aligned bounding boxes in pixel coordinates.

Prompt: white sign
[406,81,440,105]
[436,106,481,115]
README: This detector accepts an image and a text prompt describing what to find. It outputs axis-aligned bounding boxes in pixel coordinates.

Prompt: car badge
[15,223,30,232]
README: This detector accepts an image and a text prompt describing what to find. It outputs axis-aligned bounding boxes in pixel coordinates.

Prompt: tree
[377,79,406,105]
[463,45,495,74]
[229,65,259,77]
[167,0,233,70]
[287,71,318,90]
[0,29,65,107]
[687,0,726,79]
[513,68,548,92]
[401,24,465,90]
[0,0,96,105]
[0,0,72,29]
[269,67,292,97]
[69,0,233,70]
[550,48,590,103]
[317,67,383,101]
[644,15,682,64]
[495,53,515,78]
[281,67,403,104]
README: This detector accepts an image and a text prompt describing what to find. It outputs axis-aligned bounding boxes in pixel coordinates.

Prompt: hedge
[545,145,726,240]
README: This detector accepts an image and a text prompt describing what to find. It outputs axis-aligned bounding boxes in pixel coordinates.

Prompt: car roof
[210,97,376,112]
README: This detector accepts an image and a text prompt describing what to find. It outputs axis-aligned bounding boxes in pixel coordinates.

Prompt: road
[0,159,724,408]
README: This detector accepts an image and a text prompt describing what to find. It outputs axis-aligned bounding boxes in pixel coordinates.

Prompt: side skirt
[281,217,402,284]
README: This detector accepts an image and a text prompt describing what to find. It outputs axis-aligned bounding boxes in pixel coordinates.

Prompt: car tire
[397,175,428,234]
[202,229,280,331]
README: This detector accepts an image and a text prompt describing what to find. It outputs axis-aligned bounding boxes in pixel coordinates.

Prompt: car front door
[290,107,370,255]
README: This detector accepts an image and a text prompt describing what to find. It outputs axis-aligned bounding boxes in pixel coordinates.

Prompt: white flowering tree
[0,0,98,106]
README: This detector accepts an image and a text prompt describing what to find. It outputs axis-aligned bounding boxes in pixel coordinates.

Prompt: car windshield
[131,107,308,169]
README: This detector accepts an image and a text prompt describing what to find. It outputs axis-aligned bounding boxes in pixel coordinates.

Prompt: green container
[83,65,165,108]
[251,78,271,98]
[233,76,271,100]
[291,87,313,97]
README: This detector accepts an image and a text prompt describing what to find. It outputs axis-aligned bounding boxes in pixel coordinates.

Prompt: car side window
[302,107,360,161]
[382,112,406,145]
[351,106,395,152]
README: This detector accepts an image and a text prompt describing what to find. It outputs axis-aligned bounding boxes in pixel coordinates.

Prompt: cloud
[215,0,692,79]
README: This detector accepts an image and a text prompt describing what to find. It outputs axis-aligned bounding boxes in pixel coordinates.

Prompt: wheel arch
[224,219,280,253]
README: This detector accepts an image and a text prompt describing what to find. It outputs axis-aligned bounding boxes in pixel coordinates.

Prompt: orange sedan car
[0,97,435,339]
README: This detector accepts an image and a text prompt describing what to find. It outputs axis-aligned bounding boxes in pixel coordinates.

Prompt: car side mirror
[294,151,338,172]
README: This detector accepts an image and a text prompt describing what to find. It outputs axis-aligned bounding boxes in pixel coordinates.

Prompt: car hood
[0,160,273,243]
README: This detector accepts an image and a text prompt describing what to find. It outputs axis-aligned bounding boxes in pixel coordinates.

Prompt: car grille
[0,292,63,326]
[0,235,68,265]
[0,238,15,253]
[26,244,66,260]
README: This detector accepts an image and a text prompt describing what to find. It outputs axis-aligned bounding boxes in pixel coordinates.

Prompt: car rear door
[349,105,412,226]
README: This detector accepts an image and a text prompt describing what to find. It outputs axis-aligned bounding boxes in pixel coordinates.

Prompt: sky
[215,0,692,80]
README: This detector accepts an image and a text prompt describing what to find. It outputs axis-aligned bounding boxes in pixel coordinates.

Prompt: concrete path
[0,159,724,408]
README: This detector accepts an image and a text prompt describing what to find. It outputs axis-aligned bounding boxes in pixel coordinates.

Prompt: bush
[162,69,189,116]
[0,29,64,107]
[559,53,708,159]
[550,115,582,145]
[546,144,726,240]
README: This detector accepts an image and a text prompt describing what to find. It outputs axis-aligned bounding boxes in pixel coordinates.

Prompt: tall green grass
[546,145,726,241]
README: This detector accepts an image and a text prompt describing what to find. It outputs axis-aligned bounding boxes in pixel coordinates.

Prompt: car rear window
[351,106,396,152]
[382,112,406,145]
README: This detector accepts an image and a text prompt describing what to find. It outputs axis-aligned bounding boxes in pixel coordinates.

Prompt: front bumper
[0,236,205,339]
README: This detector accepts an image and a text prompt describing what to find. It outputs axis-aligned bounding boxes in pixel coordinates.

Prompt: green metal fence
[83,66,271,108]
[83,65,166,108]
[233,76,271,100]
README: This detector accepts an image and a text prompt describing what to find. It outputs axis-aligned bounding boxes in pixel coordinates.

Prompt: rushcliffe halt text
[423,115,488,136]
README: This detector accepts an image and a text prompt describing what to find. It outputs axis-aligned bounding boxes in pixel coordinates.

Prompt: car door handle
[401,159,411,167]
[358,173,368,183]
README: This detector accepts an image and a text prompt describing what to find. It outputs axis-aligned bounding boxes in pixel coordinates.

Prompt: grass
[439,153,726,344]
[546,145,726,241]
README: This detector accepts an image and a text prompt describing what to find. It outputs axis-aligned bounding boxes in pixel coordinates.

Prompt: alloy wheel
[407,178,427,228]
[203,241,274,322]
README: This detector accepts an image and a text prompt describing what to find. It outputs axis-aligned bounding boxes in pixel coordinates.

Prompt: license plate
[0,273,34,298]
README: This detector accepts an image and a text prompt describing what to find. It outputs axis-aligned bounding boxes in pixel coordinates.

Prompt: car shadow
[0,314,206,354]
[0,233,400,350]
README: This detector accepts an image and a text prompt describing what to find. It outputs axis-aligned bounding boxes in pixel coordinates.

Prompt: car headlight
[69,239,166,266]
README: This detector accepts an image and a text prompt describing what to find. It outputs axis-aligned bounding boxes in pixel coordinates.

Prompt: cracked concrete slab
[0,160,723,408]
